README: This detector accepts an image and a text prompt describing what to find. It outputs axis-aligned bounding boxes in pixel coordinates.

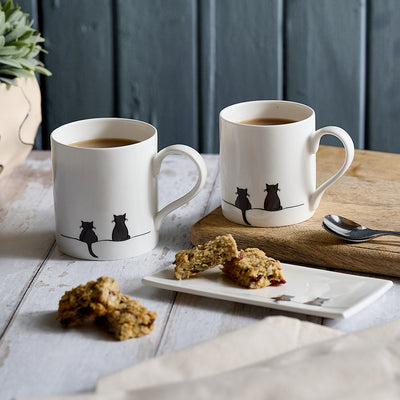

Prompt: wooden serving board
[191,146,400,277]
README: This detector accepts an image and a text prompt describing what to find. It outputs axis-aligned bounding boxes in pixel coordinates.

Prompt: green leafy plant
[0,0,51,85]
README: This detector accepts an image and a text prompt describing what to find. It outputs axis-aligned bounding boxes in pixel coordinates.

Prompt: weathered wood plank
[285,0,366,149]
[367,0,400,153]
[0,152,54,337]
[40,0,114,148]
[114,0,198,150]
[200,0,283,153]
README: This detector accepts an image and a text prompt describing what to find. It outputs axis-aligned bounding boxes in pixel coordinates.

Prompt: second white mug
[220,100,354,227]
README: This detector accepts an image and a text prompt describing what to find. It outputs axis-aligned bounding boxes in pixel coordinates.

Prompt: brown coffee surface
[70,138,139,148]
[239,117,297,125]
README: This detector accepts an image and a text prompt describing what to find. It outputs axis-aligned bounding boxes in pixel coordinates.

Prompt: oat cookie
[57,276,122,327]
[174,234,239,280]
[97,296,157,340]
[222,248,285,289]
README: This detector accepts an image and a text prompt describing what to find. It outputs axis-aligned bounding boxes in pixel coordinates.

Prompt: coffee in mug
[220,100,354,227]
[70,137,140,148]
[239,117,297,125]
[51,118,207,260]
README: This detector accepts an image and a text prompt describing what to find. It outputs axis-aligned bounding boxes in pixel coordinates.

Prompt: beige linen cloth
[22,315,400,400]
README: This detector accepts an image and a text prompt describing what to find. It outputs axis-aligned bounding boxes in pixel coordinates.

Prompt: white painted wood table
[1,151,399,399]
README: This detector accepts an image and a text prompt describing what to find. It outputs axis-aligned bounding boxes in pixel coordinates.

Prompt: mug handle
[153,144,207,231]
[309,126,354,210]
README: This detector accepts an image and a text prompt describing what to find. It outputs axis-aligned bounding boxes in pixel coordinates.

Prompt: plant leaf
[5,25,29,42]
[0,66,32,78]
[0,45,19,54]
[1,0,14,14]
[17,28,33,41]
[0,0,51,80]
[5,8,23,25]
[0,56,21,67]
[0,45,28,56]
[0,10,5,28]
[0,12,7,36]
[34,65,52,76]
[16,57,35,69]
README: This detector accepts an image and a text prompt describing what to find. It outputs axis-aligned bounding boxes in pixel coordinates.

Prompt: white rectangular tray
[143,263,393,318]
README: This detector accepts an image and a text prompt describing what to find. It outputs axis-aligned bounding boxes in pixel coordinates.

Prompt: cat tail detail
[242,209,251,225]
[87,243,98,258]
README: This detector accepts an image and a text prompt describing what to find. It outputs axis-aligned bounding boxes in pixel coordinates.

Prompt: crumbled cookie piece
[222,248,285,289]
[57,276,122,327]
[96,296,157,341]
[174,234,239,280]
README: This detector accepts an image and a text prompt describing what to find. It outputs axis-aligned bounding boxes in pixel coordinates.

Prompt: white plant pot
[0,75,42,177]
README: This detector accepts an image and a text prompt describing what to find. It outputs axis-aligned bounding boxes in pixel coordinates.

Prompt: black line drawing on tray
[271,295,331,307]
[305,297,330,306]
[271,294,295,303]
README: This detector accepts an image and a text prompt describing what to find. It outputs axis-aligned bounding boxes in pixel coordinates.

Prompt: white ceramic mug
[220,100,354,227]
[51,118,207,260]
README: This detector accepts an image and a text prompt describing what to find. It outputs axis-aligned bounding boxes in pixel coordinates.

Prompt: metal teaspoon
[322,214,400,243]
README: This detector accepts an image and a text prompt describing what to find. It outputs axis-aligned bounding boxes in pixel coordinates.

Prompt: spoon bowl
[322,215,400,243]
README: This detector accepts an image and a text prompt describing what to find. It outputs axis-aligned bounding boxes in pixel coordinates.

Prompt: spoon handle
[373,230,400,238]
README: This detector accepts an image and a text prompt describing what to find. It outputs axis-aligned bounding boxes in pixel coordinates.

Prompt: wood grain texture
[285,0,366,148]
[191,146,400,277]
[0,152,54,337]
[367,0,400,152]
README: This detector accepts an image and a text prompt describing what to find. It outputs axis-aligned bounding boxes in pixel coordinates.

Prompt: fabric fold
[98,317,400,400]
[97,315,342,393]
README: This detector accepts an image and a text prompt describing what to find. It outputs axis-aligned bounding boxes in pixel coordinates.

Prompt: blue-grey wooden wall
[18,0,400,153]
